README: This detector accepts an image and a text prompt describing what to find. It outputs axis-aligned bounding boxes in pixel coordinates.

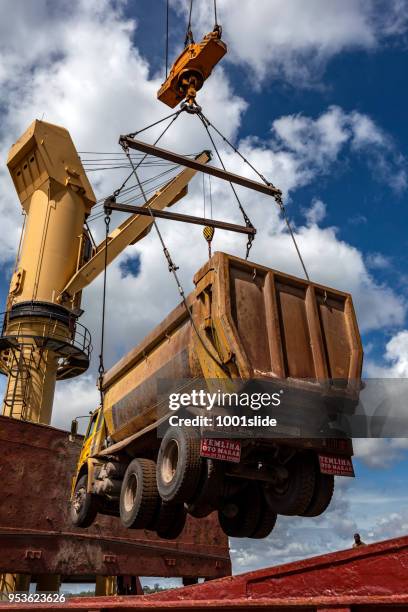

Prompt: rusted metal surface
[0,415,230,577]
[1,595,408,611]
[1,536,407,610]
[146,535,408,602]
[102,251,362,447]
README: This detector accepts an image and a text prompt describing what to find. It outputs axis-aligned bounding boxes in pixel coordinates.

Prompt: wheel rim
[124,473,138,512]
[73,487,86,514]
[161,439,179,484]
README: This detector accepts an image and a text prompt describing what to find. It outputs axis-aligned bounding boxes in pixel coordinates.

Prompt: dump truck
[70,251,363,540]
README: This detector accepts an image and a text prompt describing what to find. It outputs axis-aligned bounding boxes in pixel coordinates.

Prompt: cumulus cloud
[172,0,408,85]
[354,438,408,468]
[368,510,408,541]
[353,330,408,469]
[271,106,407,193]
[52,375,100,433]
[304,199,327,226]
[367,330,408,377]
[366,253,392,270]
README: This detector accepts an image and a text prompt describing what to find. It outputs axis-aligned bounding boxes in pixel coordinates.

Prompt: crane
[0,120,211,423]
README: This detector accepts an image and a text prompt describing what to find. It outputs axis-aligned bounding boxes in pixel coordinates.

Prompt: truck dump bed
[102,252,363,444]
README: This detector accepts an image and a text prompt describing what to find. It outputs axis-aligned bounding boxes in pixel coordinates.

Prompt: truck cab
[70,407,105,499]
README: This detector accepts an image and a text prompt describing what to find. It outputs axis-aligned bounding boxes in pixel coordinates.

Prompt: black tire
[120,458,160,529]
[156,427,202,504]
[99,499,120,517]
[70,474,98,528]
[302,466,335,517]
[250,492,277,539]
[155,501,187,539]
[186,459,224,518]
[218,482,262,538]
[263,452,316,516]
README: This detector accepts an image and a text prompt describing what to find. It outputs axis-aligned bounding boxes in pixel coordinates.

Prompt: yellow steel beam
[61,151,210,299]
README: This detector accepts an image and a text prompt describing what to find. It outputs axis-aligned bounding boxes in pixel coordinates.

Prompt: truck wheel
[186,459,223,518]
[156,427,202,504]
[250,493,277,539]
[70,474,98,528]
[155,501,187,539]
[218,482,261,538]
[263,452,316,516]
[302,467,335,517]
[120,458,160,529]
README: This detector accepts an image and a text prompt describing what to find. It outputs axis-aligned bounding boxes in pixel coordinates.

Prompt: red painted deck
[0,415,230,579]
[1,534,407,610]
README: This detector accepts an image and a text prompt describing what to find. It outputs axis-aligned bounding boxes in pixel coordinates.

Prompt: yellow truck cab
[70,407,107,526]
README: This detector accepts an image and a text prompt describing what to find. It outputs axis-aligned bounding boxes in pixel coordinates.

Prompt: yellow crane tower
[0,120,210,425]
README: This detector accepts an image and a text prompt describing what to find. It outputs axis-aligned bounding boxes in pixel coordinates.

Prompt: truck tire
[156,427,202,504]
[250,493,277,539]
[70,474,98,528]
[218,482,261,538]
[302,468,335,517]
[120,458,160,529]
[155,501,187,539]
[263,452,316,516]
[186,459,223,518]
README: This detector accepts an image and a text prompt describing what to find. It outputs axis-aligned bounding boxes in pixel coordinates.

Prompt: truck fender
[72,458,100,496]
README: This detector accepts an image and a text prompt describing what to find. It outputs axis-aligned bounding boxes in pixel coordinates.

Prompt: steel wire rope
[165,0,170,79]
[197,111,255,259]
[87,167,183,222]
[197,110,310,281]
[185,0,194,46]
[120,146,229,374]
[107,109,184,202]
[213,0,218,27]
[97,212,111,407]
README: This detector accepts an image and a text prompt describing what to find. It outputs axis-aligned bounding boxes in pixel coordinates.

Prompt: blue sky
[1,0,408,576]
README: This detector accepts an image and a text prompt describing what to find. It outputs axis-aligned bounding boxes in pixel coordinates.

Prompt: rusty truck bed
[101,252,362,444]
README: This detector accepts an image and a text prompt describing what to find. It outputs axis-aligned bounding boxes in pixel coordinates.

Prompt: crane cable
[165,0,170,79]
[96,109,185,399]
[213,0,218,27]
[120,145,229,374]
[196,108,310,281]
[97,211,111,406]
[184,0,194,46]
[197,110,255,260]
[109,108,183,202]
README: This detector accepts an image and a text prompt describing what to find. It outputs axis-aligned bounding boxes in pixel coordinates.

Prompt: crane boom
[61,150,211,299]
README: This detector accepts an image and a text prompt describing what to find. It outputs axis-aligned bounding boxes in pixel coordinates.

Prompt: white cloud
[172,0,408,85]
[271,106,406,193]
[366,252,392,270]
[354,438,408,468]
[369,510,408,541]
[52,375,100,433]
[304,199,327,226]
[367,330,408,377]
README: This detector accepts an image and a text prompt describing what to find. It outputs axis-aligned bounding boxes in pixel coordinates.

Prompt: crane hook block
[157,29,227,108]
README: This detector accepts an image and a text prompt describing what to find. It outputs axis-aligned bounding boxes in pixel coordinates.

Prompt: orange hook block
[157,29,227,108]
